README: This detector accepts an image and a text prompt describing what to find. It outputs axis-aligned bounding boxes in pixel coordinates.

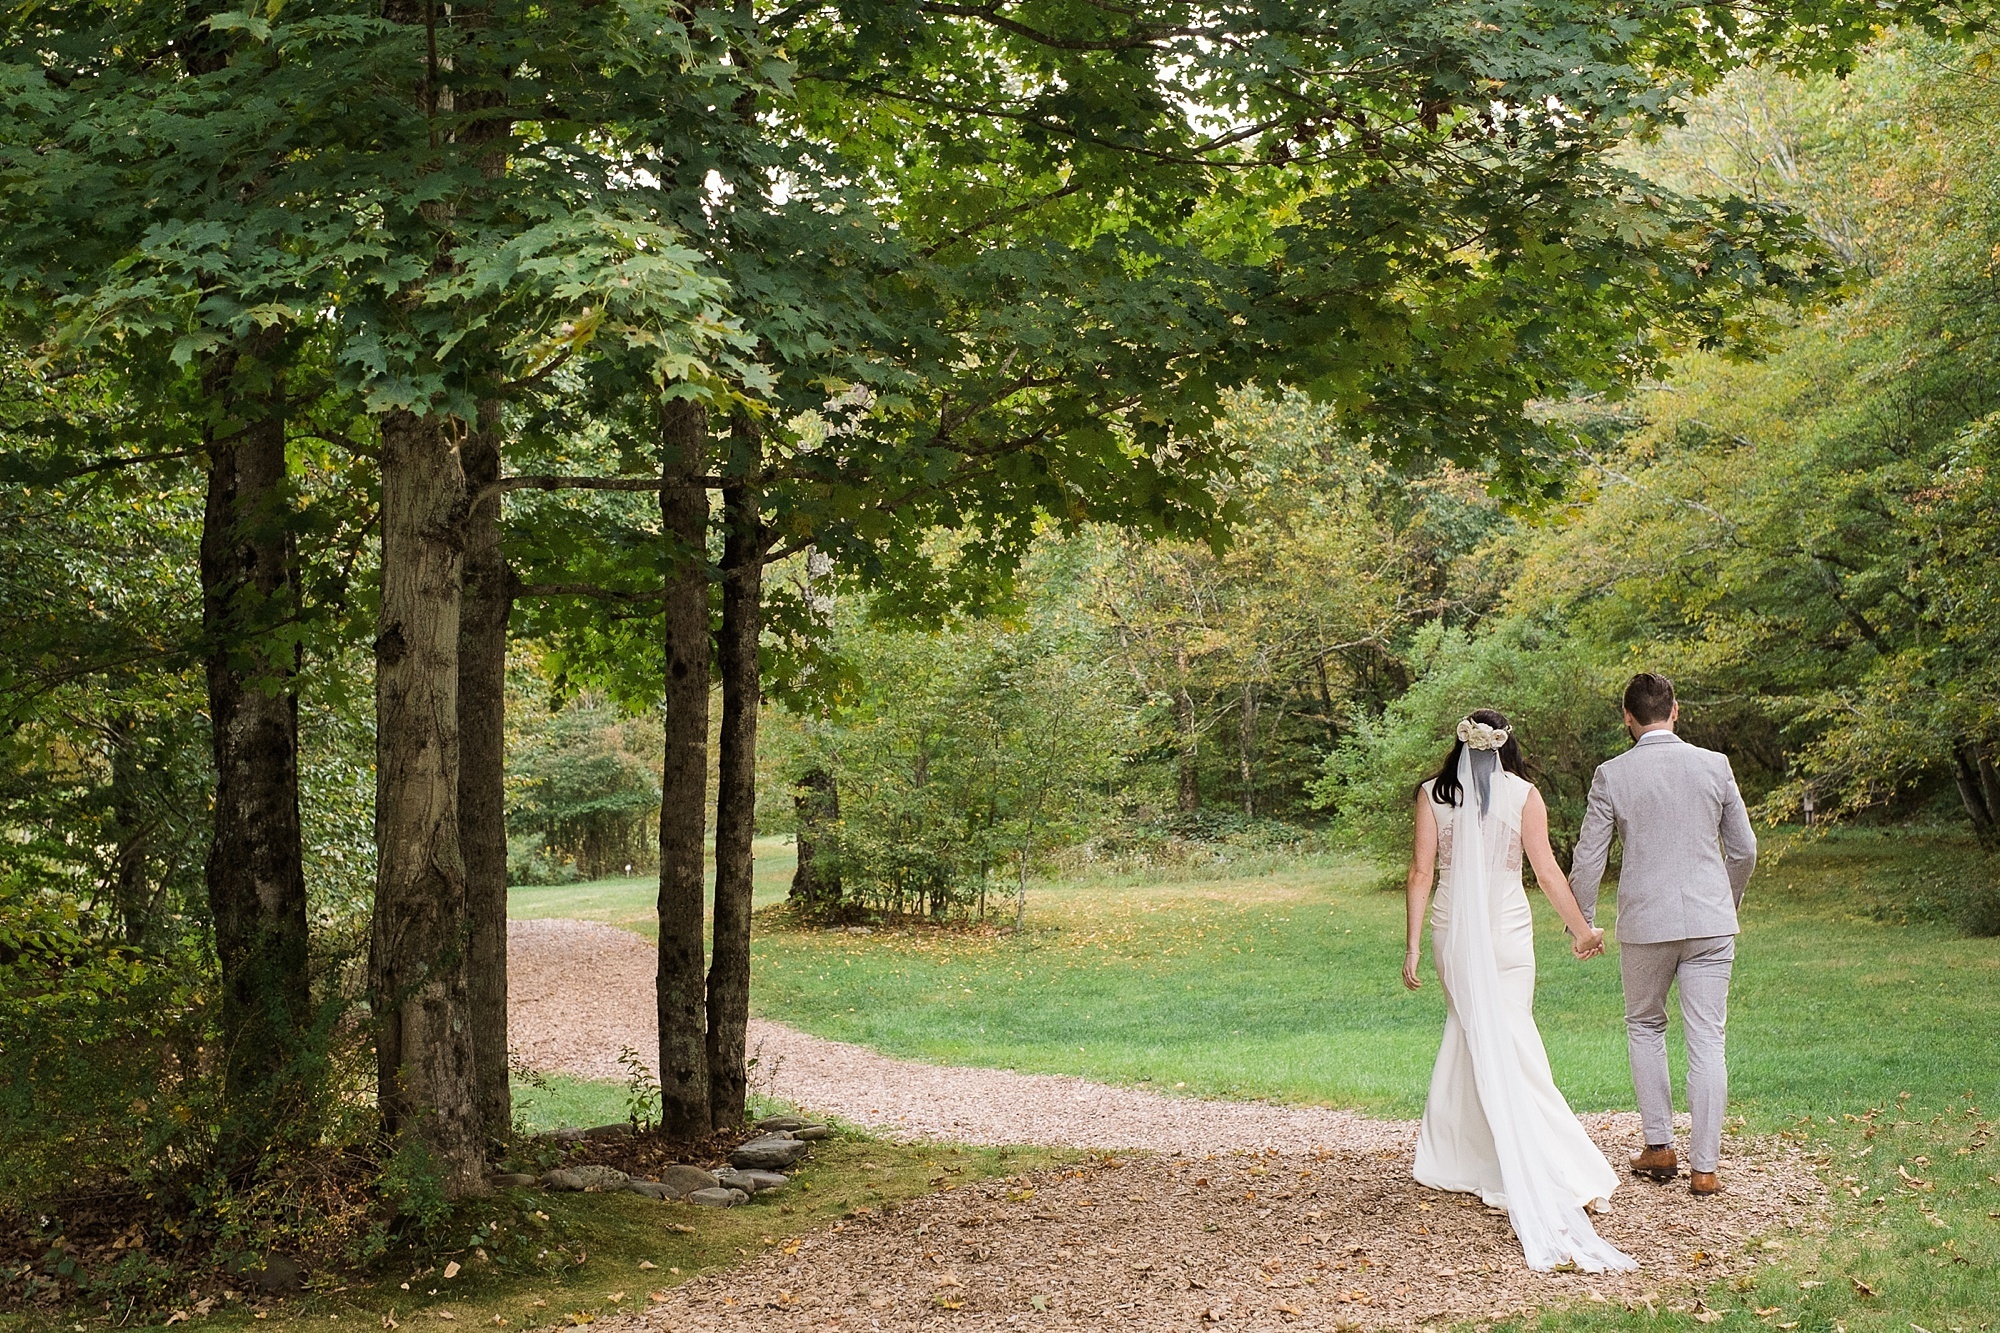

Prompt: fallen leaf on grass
[1850,1278,1877,1297]
[605,1292,625,1303]
[442,1262,460,1281]
[667,1224,696,1235]
[637,1261,656,1270]
[649,1292,667,1303]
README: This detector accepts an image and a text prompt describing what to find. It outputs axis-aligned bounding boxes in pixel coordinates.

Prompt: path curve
[511,916,1418,1152]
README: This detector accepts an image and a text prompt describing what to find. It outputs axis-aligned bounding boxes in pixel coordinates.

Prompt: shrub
[1312,620,1628,862]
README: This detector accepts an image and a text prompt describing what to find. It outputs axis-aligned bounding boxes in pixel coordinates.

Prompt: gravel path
[618,1144,1825,1332]
[510,917,1829,1327]
[510,917,1410,1153]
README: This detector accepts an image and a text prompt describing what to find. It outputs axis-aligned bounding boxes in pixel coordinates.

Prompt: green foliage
[506,694,659,884]
[616,1047,662,1132]
[1496,35,2000,875]
[1311,621,1627,862]
[0,873,216,1205]
[786,610,1132,918]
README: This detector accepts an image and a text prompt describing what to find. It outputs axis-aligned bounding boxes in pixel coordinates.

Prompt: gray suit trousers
[1620,935,1734,1173]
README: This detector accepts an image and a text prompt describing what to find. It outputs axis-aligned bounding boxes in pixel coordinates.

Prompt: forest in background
[2,1,1996,1322]
[506,33,2000,931]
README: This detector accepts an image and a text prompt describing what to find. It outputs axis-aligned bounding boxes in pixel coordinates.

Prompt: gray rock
[584,1122,634,1140]
[490,1173,540,1188]
[687,1187,748,1208]
[541,1164,630,1192]
[656,1164,720,1198]
[730,1134,810,1170]
[793,1124,833,1141]
[624,1180,678,1200]
[570,1164,632,1191]
[235,1255,305,1294]
[716,1168,788,1194]
[756,1115,806,1132]
[544,1126,589,1142]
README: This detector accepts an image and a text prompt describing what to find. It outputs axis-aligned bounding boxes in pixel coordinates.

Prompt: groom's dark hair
[1623,673,1676,724]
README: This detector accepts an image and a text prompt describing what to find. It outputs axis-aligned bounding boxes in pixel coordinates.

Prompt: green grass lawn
[744,829,2000,1128]
[483,827,2000,1333]
[506,837,795,939]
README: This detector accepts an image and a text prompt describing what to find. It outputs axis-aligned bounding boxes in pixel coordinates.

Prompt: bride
[1402,710,1636,1272]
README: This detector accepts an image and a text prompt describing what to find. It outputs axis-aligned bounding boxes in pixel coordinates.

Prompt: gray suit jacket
[1569,730,1757,945]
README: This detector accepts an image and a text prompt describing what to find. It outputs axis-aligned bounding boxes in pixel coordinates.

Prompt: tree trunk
[201,348,312,1160]
[1313,653,1339,745]
[459,404,513,1142]
[708,417,764,1130]
[1954,743,1998,852]
[656,397,713,1140]
[1173,642,1200,813]
[105,713,155,947]
[788,767,841,913]
[369,407,484,1197]
[1238,679,1257,818]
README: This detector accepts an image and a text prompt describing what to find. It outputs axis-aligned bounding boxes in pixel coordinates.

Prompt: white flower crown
[1456,717,1512,751]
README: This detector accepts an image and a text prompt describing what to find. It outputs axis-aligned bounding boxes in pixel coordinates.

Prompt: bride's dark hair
[1419,708,1527,808]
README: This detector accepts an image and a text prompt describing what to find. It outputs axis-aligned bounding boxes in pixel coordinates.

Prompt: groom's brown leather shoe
[1689,1171,1722,1196]
[1629,1145,1679,1180]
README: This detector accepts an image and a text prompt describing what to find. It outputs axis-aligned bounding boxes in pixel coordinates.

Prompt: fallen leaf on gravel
[933,1296,964,1310]
[1028,1295,1049,1311]
[648,1293,667,1303]
[1274,1303,1303,1315]
[936,1272,963,1287]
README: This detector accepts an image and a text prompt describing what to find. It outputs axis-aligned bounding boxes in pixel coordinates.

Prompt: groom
[1569,673,1757,1197]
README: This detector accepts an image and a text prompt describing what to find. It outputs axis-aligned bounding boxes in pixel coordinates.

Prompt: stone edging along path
[509,917,1830,1330]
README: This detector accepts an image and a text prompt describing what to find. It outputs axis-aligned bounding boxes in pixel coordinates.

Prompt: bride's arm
[1522,787,1606,959]
[1404,790,1438,990]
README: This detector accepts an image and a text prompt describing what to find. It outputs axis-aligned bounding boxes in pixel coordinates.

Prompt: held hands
[1571,926,1607,961]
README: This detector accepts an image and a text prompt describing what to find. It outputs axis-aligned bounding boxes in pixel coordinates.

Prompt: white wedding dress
[1413,748,1635,1272]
